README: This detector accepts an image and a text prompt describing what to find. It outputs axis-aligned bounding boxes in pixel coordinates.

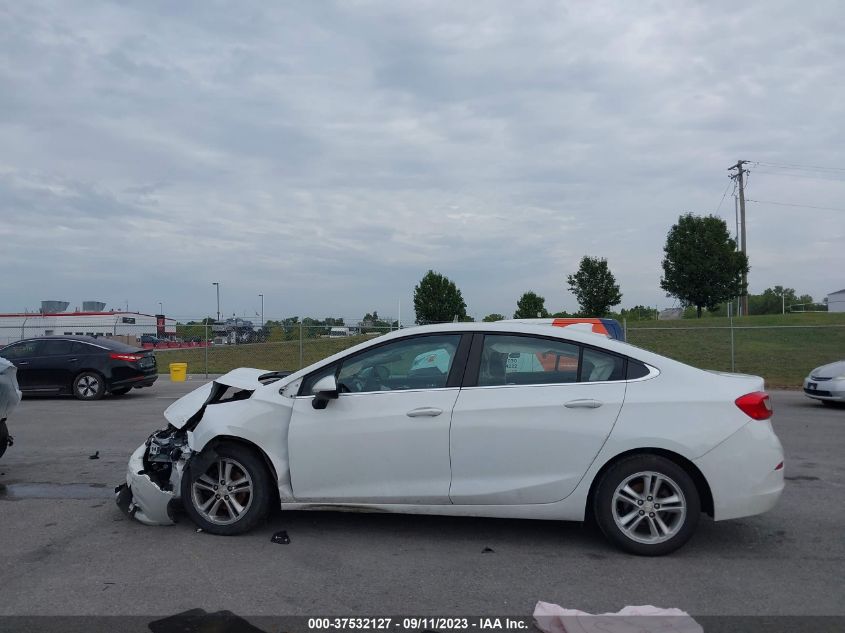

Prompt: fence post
[299,321,304,369]
[204,323,209,378]
[623,317,627,341]
[729,301,735,372]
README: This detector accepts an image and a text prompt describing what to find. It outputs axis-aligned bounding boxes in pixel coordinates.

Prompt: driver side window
[336,335,462,393]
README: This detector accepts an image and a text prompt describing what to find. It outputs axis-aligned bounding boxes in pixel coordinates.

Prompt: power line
[754,161,845,174]
[752,169,845,183]
[714,179,733,214]
[746,198,845,212]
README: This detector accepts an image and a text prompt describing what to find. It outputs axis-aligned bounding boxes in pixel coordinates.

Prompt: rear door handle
[564,399,603,409]
[17,361,29,365]
[406,407,443,418]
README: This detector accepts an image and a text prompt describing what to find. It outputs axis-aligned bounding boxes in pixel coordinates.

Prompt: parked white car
[116,322,784,555]
[803,360,845,405]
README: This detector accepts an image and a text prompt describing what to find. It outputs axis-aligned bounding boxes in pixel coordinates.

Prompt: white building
[0,310,177,345]
[828,289,845,313]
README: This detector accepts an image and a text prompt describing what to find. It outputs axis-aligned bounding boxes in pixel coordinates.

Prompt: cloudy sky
[1,1,844,322]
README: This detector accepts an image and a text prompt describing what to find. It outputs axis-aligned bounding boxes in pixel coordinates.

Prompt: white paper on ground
[533,601,703,633]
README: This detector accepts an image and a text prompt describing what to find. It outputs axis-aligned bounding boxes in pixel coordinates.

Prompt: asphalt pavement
[0,378,843,618]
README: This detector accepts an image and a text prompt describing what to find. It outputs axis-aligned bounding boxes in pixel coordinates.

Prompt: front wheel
[181,442,271,535]
[593,454,700,556]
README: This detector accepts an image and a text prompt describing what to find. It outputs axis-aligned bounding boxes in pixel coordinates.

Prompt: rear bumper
[694,420,784,521]
[110,373,158,390]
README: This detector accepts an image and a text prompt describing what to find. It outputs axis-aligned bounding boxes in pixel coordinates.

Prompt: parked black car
[0,336,157,400]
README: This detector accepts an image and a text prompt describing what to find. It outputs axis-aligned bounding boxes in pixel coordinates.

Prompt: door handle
[564,399,603,409]
[17,361,29,365]
[68,358,78,362]
[406,407,443,418]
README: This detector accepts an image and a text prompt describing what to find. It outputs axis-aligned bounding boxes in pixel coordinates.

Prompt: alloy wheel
[611,470,687,544]
[190,457,254,526]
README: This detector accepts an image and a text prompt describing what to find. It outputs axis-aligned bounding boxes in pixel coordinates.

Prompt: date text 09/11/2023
[306,617,530,631]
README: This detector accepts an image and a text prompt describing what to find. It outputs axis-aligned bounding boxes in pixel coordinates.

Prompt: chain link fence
[1,318,843,388]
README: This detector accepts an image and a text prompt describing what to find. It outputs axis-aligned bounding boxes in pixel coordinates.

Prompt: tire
[181,442,272,535]
[111,387,132,396]
[0,420,9,459]
[593,454,700,556]
[73,372,105,401]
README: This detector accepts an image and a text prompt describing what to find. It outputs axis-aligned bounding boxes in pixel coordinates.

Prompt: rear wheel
[111,387,132,396]
[73,372,105,401]
[181,442,271,535]
[593,454,700,556]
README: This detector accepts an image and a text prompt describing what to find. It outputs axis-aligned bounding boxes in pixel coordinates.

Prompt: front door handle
[68,358,78,362]
[406,407,443,418]
[17,361,29,365]
[564,399,603,409]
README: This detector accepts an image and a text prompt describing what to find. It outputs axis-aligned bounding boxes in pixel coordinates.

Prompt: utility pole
[212,282,220,322]
[728,160,748,316]
[258,293,264,327]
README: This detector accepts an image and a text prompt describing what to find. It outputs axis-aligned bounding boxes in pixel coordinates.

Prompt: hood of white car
[810,360,845,379]
[164,367,275,429]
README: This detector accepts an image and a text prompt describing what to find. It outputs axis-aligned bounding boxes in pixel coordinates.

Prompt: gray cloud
[1,0,843,321]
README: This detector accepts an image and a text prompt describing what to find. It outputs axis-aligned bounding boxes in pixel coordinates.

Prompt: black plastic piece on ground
[271,530,290,544]
[482,546,495,553]
[89,451,100,460]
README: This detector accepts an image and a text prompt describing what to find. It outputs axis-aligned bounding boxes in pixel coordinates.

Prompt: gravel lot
[0,379,843,619]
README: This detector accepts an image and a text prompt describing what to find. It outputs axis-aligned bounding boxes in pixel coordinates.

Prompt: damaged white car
[117,322,785,555]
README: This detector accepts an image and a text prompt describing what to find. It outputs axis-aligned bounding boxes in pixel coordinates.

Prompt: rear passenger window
[42,340,73,355]
[479,335,579,386]
[581,348,625,382]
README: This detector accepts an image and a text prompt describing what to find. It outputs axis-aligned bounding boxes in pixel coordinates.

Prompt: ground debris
[271,530,290,544]
[89,451,100,460]
[482,546,495,553]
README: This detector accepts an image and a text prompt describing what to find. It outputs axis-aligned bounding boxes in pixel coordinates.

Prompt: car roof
[4,336,142,352]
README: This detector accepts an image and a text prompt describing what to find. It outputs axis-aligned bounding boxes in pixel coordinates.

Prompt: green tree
[513,291,549,318]
[660,214,749,318]
[413,270,468,324]
[567,256,623,317]
[482,313,505,322]
[620,305,658,321]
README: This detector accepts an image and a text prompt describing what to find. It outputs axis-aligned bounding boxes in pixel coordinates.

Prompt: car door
[30,339,77,391]
[0,340,44,391]
[288,333,470,504]
[449,333,627,505]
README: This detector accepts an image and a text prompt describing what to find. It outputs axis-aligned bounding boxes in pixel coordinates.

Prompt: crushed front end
[115,425,192,525]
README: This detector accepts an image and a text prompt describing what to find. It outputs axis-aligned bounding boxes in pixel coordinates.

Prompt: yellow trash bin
[169,362,188,382]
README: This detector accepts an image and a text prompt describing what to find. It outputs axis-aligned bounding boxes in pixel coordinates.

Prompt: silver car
[803,360,845,406]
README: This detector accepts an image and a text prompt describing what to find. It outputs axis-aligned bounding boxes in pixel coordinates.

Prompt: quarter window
[335,335,462,393]
[479,335,579,386]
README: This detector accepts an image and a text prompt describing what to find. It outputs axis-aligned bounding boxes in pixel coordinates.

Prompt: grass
[155,313,845,388]
[155,336,372,375]
[626,313,845,387]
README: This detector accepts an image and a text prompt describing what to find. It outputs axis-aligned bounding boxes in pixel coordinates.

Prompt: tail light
[735,391,773,420]
[110,352,142,362]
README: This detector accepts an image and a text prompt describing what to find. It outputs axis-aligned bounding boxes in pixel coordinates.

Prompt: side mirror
[311,374,339,409]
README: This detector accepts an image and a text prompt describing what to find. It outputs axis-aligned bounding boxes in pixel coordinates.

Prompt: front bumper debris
[115,427,192,526]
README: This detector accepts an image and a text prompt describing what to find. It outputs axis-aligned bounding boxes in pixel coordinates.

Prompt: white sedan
[116,322,784,555]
